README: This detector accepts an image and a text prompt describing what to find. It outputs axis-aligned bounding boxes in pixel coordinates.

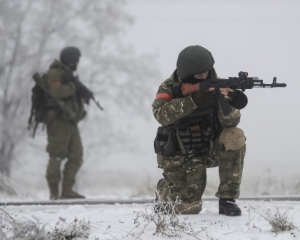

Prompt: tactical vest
[154,106,221,156]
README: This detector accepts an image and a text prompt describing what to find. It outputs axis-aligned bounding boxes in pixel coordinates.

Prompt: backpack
[28,73,47,137]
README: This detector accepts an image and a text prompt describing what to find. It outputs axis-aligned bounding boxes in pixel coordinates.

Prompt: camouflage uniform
[44,59,86,199]
[153,70,246,214]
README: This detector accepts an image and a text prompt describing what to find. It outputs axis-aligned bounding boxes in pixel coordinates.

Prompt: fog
[123,0,300,175]
[4,0,300,199]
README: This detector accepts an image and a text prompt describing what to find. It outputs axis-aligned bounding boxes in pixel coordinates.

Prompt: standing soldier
[44,46,87,200]
[153,45,247,215]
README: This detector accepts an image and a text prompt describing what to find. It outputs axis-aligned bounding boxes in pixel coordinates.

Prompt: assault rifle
[73,76,104,111]
[200,71,287,116]
[200,71,287,91]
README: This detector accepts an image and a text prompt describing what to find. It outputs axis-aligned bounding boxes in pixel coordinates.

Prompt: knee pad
[219,127,246,151]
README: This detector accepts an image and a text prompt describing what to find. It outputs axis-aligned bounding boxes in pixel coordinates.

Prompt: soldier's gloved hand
[219,88,248,109]
[192,89,216,108]
[220,88,234,100]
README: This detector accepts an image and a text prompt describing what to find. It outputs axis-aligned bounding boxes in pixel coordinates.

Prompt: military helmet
[60,46,81,64]
[176,45,215,80]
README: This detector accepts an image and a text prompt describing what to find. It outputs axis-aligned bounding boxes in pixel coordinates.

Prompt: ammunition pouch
[177,127,213,153]
[154,127,178,156]
[154,108,220,156]
[154,124,214,156]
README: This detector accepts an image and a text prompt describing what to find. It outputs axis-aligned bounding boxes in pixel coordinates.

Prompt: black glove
[227,90,248,109]
[192,90,216,108]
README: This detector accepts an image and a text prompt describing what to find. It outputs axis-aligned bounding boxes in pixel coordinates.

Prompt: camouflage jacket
[43,60,86,123]
[152,70,241,130]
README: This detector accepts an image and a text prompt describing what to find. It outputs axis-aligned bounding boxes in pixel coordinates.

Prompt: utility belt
[154,123,214,156]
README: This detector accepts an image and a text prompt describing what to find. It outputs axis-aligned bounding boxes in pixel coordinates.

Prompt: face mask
[181,75,205,84]
[66,63,77,71]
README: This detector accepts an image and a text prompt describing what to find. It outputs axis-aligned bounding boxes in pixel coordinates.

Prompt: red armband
[49,80,61,89]
[155,93,173,102]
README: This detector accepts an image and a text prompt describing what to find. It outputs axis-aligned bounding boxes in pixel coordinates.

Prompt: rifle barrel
[252,82,287,88]
[199,74,287,90]
[92,97,104,111]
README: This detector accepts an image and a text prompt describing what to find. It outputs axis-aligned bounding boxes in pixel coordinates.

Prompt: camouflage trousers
[156,127,246,214]
[46,117,83,183]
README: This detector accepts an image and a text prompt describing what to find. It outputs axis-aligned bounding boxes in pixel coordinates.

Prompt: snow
[2,200,300,239]
[2,0,298,204]
[7,0,299,202]
[2,0,300,239]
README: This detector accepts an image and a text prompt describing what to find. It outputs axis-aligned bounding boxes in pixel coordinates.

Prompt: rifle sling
[175,128,187,155]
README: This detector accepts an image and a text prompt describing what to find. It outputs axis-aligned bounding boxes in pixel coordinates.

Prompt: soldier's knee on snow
[219,127,246,151]
[175,200,202,214]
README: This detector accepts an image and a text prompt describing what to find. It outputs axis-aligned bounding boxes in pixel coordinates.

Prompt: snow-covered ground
[1,200,300,239]
[2,1,300,238]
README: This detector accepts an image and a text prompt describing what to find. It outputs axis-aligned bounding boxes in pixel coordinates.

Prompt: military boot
[61,179,85,199]
[47,179,60,200]
[219,198,241,216]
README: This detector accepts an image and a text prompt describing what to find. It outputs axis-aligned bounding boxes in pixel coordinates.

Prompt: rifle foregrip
[229,90,248,109]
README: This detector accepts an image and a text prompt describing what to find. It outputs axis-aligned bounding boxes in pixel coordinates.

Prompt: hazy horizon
[4,0,300,199]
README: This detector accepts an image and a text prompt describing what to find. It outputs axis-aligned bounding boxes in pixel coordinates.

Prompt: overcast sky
[123,0,300,175]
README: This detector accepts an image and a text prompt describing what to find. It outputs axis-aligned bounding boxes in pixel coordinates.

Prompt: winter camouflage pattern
[153,70,246,214]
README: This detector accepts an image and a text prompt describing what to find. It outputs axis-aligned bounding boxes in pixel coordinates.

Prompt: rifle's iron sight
[239,71,286,89]
[251,76,287,88]
[271,77,286,87]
